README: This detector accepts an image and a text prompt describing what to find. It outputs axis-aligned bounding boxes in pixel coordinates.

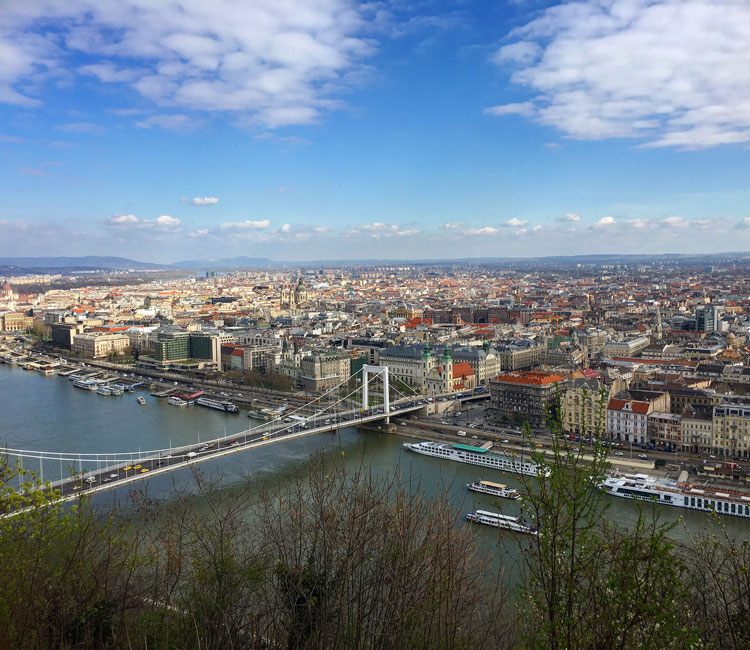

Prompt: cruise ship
[467,480,520,499]
[195,397,240,413]
[403,441,549,477]
[599,472,750,519]
[466,510,538,535]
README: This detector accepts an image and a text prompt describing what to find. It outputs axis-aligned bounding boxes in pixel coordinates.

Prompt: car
[186,451,197,458]
[140,468,149,473]
[441,421,449,425]
[400,422,407,426]
[471,435,478,439]
[709,454,717,459]
[502,439,510,444]
[572,447,580,452]
[133,464,142,469]
[84,476,97,483]
[614,451,624,456]
[229,439,239,446]
[457,430,467,436]
[123,465,132,471]
[109,473,118,478]
[638,454,649,460]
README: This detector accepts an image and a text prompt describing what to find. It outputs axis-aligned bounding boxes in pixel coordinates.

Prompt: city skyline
[2,0,750,262]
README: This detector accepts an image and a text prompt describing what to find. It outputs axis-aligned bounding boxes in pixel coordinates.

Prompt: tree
[514,389,701,650]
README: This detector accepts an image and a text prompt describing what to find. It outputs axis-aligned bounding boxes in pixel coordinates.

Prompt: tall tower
[655,305,663,340]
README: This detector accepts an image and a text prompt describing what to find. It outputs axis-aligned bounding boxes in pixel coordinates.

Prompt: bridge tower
[362,364,390,422]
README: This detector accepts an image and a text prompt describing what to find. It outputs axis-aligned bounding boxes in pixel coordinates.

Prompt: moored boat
[467,480,520,499]
[168,396,187,406]
[195,397,240,413]
[599,472,750,519]
[403,441,549,477]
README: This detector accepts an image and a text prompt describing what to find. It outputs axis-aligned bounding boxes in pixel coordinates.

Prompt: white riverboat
[168,396,187,406]
[466,510,538,535]
[96,386,112,396]
[600,472,750,519]
[195,397,240,413]
[137,396,147,405]
[403,441,549,477]
[73,380,98,391]
[467,480,520,499]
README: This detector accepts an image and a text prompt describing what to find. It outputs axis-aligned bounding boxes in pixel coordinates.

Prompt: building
[606,398,651,445]
[696,305,720,332]
[601,336,650,358]
[72,333,130,358]
[648,412,682,451]
[452,361,476,392]
[450,343,500,385]
[300,350,350,392]
[712,405,750,459]
[489,371,565,427]
[669,388,721,416]
[51,322,85,349]
[495,339,544,372]
[561,378,612,437]
[378,343,438,388]
[1,312,33,331]
[680,406,713,454]
[577,328,609,360]
[151,331,219,365]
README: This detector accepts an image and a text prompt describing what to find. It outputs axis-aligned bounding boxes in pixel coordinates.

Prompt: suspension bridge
[3,365,484,505]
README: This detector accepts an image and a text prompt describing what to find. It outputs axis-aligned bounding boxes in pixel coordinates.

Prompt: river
[0,364,745,550]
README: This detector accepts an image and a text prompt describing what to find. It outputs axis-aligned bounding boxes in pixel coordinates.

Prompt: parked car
[457,430,467,436]
[638,454,649,460]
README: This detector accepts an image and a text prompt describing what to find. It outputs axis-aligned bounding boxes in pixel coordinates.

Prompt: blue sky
[1,0,750,263]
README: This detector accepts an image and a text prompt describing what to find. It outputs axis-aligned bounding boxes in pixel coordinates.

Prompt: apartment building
[72,332,130,358]
[489,371,565,427]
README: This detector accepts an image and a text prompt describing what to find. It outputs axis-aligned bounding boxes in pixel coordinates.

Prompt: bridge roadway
[46,396,431,504]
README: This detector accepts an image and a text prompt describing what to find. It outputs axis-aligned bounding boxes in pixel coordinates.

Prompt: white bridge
[2,365,481,506]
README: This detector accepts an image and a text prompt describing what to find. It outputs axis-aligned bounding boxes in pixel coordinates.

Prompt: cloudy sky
[1,0,750,263]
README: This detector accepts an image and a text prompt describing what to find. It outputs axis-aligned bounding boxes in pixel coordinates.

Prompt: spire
[442,345,452,362]
[421,343,433,360]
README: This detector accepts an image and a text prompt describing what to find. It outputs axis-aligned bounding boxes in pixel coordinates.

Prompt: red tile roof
[607,398,650,414]
[495,371,564,386]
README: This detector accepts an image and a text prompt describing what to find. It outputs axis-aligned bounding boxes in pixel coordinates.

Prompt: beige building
[680,408,713,454]
[300,350,351,392]
[72,333,130,358]
[712,405,750,459]
[561,378,613,437]
[602,336,651,358]
[648,412,682,451]
[1,312,33,331]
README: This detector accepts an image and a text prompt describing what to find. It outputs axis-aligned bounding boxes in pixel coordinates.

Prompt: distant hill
[0,256,168,271]
[172,256,277,269]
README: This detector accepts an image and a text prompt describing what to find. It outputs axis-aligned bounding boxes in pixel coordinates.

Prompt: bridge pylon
[362,364,390,422]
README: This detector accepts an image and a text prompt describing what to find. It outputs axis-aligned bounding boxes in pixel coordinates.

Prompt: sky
[1,0,750,263]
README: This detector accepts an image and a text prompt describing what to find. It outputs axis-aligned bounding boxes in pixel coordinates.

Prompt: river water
[0,364,744,549]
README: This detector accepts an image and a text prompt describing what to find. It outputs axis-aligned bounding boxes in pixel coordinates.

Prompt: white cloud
[151,214,181,230]
[191,196,219,206]
[557,212,580,222]
[532,224,543,232]
[57,122,105,134]
[484,102,535,117]
[464,226,498,236]
[106,213,139,225]
[443,221,463,229]
[220,219,270,231]
[136,114,195,131]
[592,216,616,229]
[490,0,750,149]
[662,216,687,228]
[281,223,291,233]
[0,1,375,128]
[345,222,419,239]
[502,217,528,227]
